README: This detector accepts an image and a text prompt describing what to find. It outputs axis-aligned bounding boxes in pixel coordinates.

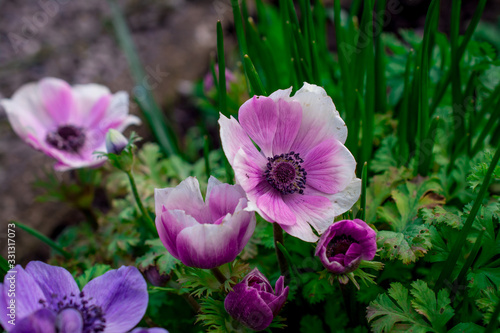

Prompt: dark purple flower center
[46,125,86,153]
[264,152,307,195]
[326,234,358,259]
[39,291,106,333]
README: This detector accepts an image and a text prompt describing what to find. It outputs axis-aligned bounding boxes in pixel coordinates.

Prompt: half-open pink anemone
[1,77,140,171]
[219,83,360,242]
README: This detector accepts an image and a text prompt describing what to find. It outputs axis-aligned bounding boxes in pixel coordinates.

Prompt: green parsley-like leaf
[377,224,432,264]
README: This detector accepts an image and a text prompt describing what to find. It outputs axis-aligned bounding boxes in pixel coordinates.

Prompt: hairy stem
[126,170,156,235]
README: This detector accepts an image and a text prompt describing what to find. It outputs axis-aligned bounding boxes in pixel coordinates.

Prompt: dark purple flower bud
[224,268,289,331]
[143,265,171,287]
[315,219,377,274]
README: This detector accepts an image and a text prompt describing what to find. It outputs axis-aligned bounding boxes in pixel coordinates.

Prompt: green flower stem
[125,170,156,235]
[210,267,227,285]
[273,223,289,282]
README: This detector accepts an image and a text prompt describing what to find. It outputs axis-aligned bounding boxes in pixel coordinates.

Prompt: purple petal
[231,208,256,253]
[224,284,274,331]
[175,223,240,269]
[219,114,260,164]
[156,209,199,258]
[238,96,278,157]
[256,187,296,226]
[207,180,247,221]
[55,308,83,333]
[11,308,56,333]
[344,243,363,267]
[25,261,80,303]
[0,266,45,328]
[82,266,148,333]
[272,99,303,155]
[302,138,356,194]
[290,83,347,153]
[233,148,267,193]
[243,268,273,292]
[39,78,75,125]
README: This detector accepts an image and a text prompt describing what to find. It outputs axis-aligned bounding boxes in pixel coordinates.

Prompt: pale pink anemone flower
[0,77,140,171]
[219,83,361,242]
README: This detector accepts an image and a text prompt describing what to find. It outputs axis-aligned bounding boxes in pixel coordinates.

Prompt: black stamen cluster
[39,291,106,333]
[46,125,86,153]
[264,151,307,195]
[326,234,359,258]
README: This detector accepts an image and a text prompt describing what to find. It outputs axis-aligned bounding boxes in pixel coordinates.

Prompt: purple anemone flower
[155,176,256,269]
[219,83,360,242]
[224,268,289,331]
[315,219,377,274]
[0,77,140,171]
[0,261,148,333]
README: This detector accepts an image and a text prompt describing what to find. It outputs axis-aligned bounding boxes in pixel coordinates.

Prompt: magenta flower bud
[315,219,377,274]
[155,176,256,269]
[224,268,289,331]
[106,129,129,154]
[0,77,140,171]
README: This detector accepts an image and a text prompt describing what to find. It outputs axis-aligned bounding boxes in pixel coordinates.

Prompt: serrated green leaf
[302,274,333,304]
[448,323,485,333]
[377,224,432,264]
[75,264,112,290]
[367,282,430,333]
[410,280,454,331]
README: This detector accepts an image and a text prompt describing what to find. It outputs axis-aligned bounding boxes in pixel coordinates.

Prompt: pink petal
[302,138,356,194]
[72,83,112,128]
[39,78,75,125]
[233,148,267,193]
[255,185,296,226]
[219,114,260,164]
[290,83,347,153]
[156,209,200,258]
[1,83,55,140]
[238,96,278,157]
[283,192,335,237]
[328,178,361,216]
[154,177,210,224]
[271,99,303,155]
[176,223,240,268]
[207,180,247,221]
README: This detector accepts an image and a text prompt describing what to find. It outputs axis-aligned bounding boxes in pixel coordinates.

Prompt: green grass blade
[356,162,368,221]
[216,21,228,116]
[429,0,487,114]
[450,0,465,150]
[107,0,179,157]
[243,55,267,96]
[398,49,414,164]
[471,98,500,157]
[0,256,9,279]
[374,0,387,115]
[420,116,440,176]
[417,0,440,176]
[13,221,72,259]
[435,144,500,291]
[203,135,211,181]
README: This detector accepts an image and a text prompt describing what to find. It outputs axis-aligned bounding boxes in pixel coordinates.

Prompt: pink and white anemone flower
[0,77,140,171]
[219,83,361,242]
